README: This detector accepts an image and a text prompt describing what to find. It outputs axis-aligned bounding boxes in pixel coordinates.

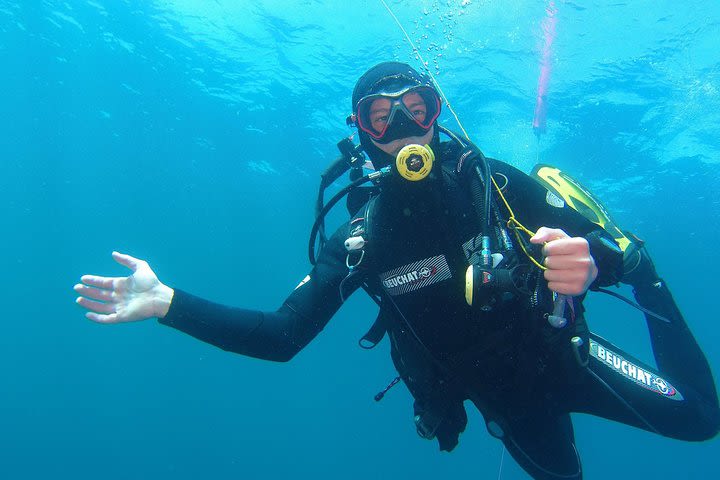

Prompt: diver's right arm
[74,226,359,362]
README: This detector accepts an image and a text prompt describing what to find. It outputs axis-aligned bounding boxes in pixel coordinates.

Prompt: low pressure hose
[308,167,390,265]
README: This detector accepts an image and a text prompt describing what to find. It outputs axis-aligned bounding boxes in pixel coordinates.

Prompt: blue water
[1,1,718,478]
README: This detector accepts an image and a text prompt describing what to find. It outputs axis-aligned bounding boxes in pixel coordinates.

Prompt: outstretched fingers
[85,311,119,324]
[75,252,154,324]
[79,274,117,290]
[76,296,116,315]
[73,283,114,302]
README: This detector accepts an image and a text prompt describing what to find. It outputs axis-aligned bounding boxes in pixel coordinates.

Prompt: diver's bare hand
[74,251,174,324]
[530,227,598,296]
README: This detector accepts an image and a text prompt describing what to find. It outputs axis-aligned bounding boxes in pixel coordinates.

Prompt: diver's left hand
[530,227,598,296]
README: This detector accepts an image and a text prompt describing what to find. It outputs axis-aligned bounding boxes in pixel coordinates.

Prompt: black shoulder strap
[359,307,389,349]
[346,194,389,349]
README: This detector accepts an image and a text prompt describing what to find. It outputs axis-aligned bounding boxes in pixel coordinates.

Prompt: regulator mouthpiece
[395,144,434,181]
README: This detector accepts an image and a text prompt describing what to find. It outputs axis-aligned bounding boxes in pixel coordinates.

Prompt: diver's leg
[633,278,718,406]
[622,243,718,406]
[567,333,719,441]
[473,398,582,480]
[565,241,720,440]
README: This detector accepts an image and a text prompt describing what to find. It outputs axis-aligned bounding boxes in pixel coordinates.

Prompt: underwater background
[1,1,718,478]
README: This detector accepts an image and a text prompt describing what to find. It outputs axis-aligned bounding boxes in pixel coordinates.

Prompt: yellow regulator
[395,144,435,181]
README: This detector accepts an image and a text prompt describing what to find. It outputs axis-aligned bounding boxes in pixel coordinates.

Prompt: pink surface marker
[533,1,557,137]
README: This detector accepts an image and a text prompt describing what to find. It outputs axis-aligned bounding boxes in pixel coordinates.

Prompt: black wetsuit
[160,147,719,480]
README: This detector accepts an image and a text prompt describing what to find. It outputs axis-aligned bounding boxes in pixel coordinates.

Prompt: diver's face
[371,125,435,157]
[367,92,429,135]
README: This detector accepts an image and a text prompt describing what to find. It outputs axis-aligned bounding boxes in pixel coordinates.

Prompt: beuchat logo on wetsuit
[380,255,452,296]
[590,339,684,401]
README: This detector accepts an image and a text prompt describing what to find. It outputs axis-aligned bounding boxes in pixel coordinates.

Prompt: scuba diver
[74,62,719,480]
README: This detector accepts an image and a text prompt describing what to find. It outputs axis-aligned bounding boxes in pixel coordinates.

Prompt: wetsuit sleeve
[159,224,361,362]
[488,159,623,287]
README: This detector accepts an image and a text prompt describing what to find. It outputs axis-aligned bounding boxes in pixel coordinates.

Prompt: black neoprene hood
[351,62,441,168]
[351,61,432,112]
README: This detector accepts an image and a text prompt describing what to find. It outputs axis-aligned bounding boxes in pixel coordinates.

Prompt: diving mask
[349,85,441,144]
